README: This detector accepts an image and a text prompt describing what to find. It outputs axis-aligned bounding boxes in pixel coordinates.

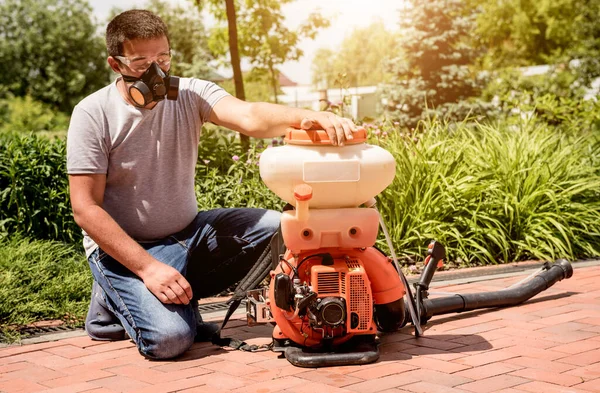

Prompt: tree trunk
[268,61,278,104]
[225,0,250,151]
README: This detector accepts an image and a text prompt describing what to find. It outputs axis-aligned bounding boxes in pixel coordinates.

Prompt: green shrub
[0,236,91,339]
[375,117,600,265]
[0,95,69,136]
[196,128,285,210]
[481,67,600,132]
[0,128,285,244]
[505,93,600,132]
[0,133,80,243]
[482,67,587,103]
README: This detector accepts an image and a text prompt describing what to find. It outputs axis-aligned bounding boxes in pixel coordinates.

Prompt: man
[67,9,361,360]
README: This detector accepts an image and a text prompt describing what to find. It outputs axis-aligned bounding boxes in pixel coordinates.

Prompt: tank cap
[294,184,313,201]
[285,127,367,145]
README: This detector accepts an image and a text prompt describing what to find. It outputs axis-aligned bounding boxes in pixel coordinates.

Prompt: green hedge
[0,133,79,243]
[1,109,599,265]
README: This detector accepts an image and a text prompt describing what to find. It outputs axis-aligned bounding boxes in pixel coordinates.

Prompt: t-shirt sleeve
[189,79,231,124]
[66,105,109,174]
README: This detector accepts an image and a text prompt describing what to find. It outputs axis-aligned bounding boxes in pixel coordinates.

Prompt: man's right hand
[141,261,193,305]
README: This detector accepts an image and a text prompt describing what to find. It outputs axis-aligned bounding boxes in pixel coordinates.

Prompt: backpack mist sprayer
[242,127,573,368]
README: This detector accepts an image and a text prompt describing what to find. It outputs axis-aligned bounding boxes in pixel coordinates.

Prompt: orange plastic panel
[285,127,367,145]
[280,208,379,252]
[357,248,405,305]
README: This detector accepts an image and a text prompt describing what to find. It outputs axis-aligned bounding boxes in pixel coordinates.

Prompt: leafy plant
[375,117,600,265]
[196,128,284,210]
[482,67,600,132]
[0,133,79,243]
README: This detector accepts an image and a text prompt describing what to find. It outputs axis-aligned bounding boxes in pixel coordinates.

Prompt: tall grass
[376,119,600,265]
[0,236,91,337]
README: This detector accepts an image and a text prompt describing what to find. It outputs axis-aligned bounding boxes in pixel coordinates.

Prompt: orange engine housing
[269,247,405,348]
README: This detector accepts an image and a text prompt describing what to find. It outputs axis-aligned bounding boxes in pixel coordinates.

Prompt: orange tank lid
[284,127,367,146]
[293,184,313,201]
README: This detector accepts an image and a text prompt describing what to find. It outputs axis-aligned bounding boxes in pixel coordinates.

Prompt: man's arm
[69,174,193,305]
[209,96,362,145]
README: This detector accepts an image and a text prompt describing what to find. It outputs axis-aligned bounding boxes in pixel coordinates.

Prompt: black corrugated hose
[419,259,573,321]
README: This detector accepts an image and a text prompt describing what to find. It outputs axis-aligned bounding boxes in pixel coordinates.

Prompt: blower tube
[420,259,573,321]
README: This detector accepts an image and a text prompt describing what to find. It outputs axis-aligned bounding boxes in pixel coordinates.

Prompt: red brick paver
[1,265,599,393]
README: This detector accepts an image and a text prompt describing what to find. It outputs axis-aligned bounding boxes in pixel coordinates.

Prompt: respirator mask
[122,62,180,107]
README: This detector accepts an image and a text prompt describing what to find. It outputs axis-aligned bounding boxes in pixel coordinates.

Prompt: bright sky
[89,0,405,85]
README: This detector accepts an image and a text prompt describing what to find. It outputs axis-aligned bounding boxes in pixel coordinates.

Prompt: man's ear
[107,57,121,74]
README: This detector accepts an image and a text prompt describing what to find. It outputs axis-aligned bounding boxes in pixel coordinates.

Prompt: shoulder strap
[211,227,284,351]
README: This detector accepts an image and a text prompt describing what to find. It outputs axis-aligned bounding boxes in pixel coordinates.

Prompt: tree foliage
[0,95,70,135]
[475,0,582,67]
[474,0,600,87]
[569,0,600,85]
[311,21,397,89]
[380,0,485,127]
[0,0,111,113]
[201,0,329,102]
[219,68,282,103]
[146,0,214,79]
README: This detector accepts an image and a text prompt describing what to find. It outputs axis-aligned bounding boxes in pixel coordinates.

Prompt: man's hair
[106,9,170,57]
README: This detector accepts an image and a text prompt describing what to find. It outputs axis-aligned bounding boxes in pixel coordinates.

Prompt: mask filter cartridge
[124,62,179,107]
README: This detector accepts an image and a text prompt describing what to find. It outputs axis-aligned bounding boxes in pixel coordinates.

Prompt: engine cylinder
[315,297,346,327]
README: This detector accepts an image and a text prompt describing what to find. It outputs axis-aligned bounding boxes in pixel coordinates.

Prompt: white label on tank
[303,160,360,182]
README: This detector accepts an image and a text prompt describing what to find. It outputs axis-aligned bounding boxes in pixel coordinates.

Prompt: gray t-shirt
[67,77,230,256]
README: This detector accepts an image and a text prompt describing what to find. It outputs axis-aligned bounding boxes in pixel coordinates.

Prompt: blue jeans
[87,208,281,359]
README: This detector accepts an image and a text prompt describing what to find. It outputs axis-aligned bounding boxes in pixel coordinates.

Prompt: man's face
[114,36,171,79]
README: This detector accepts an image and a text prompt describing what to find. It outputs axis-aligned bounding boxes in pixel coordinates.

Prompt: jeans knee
[137,320,195,360]
[261,209,281,236]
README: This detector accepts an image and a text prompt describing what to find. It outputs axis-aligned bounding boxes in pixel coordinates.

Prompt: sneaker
[195,321,220,342]
[85,281,126,341]
[192,301,220,342]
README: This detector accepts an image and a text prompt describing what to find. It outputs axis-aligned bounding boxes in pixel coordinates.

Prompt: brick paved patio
[1,265,599,393]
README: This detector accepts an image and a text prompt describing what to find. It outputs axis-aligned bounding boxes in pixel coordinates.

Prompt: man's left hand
[300,112,364,146]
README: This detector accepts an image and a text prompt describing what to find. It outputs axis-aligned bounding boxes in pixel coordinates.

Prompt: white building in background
[277,73,380,120]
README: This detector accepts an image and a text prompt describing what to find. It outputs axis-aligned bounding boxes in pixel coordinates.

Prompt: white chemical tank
[259,128,396,208]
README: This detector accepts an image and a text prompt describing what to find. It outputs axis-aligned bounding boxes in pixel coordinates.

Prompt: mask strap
[121,75,140,83]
